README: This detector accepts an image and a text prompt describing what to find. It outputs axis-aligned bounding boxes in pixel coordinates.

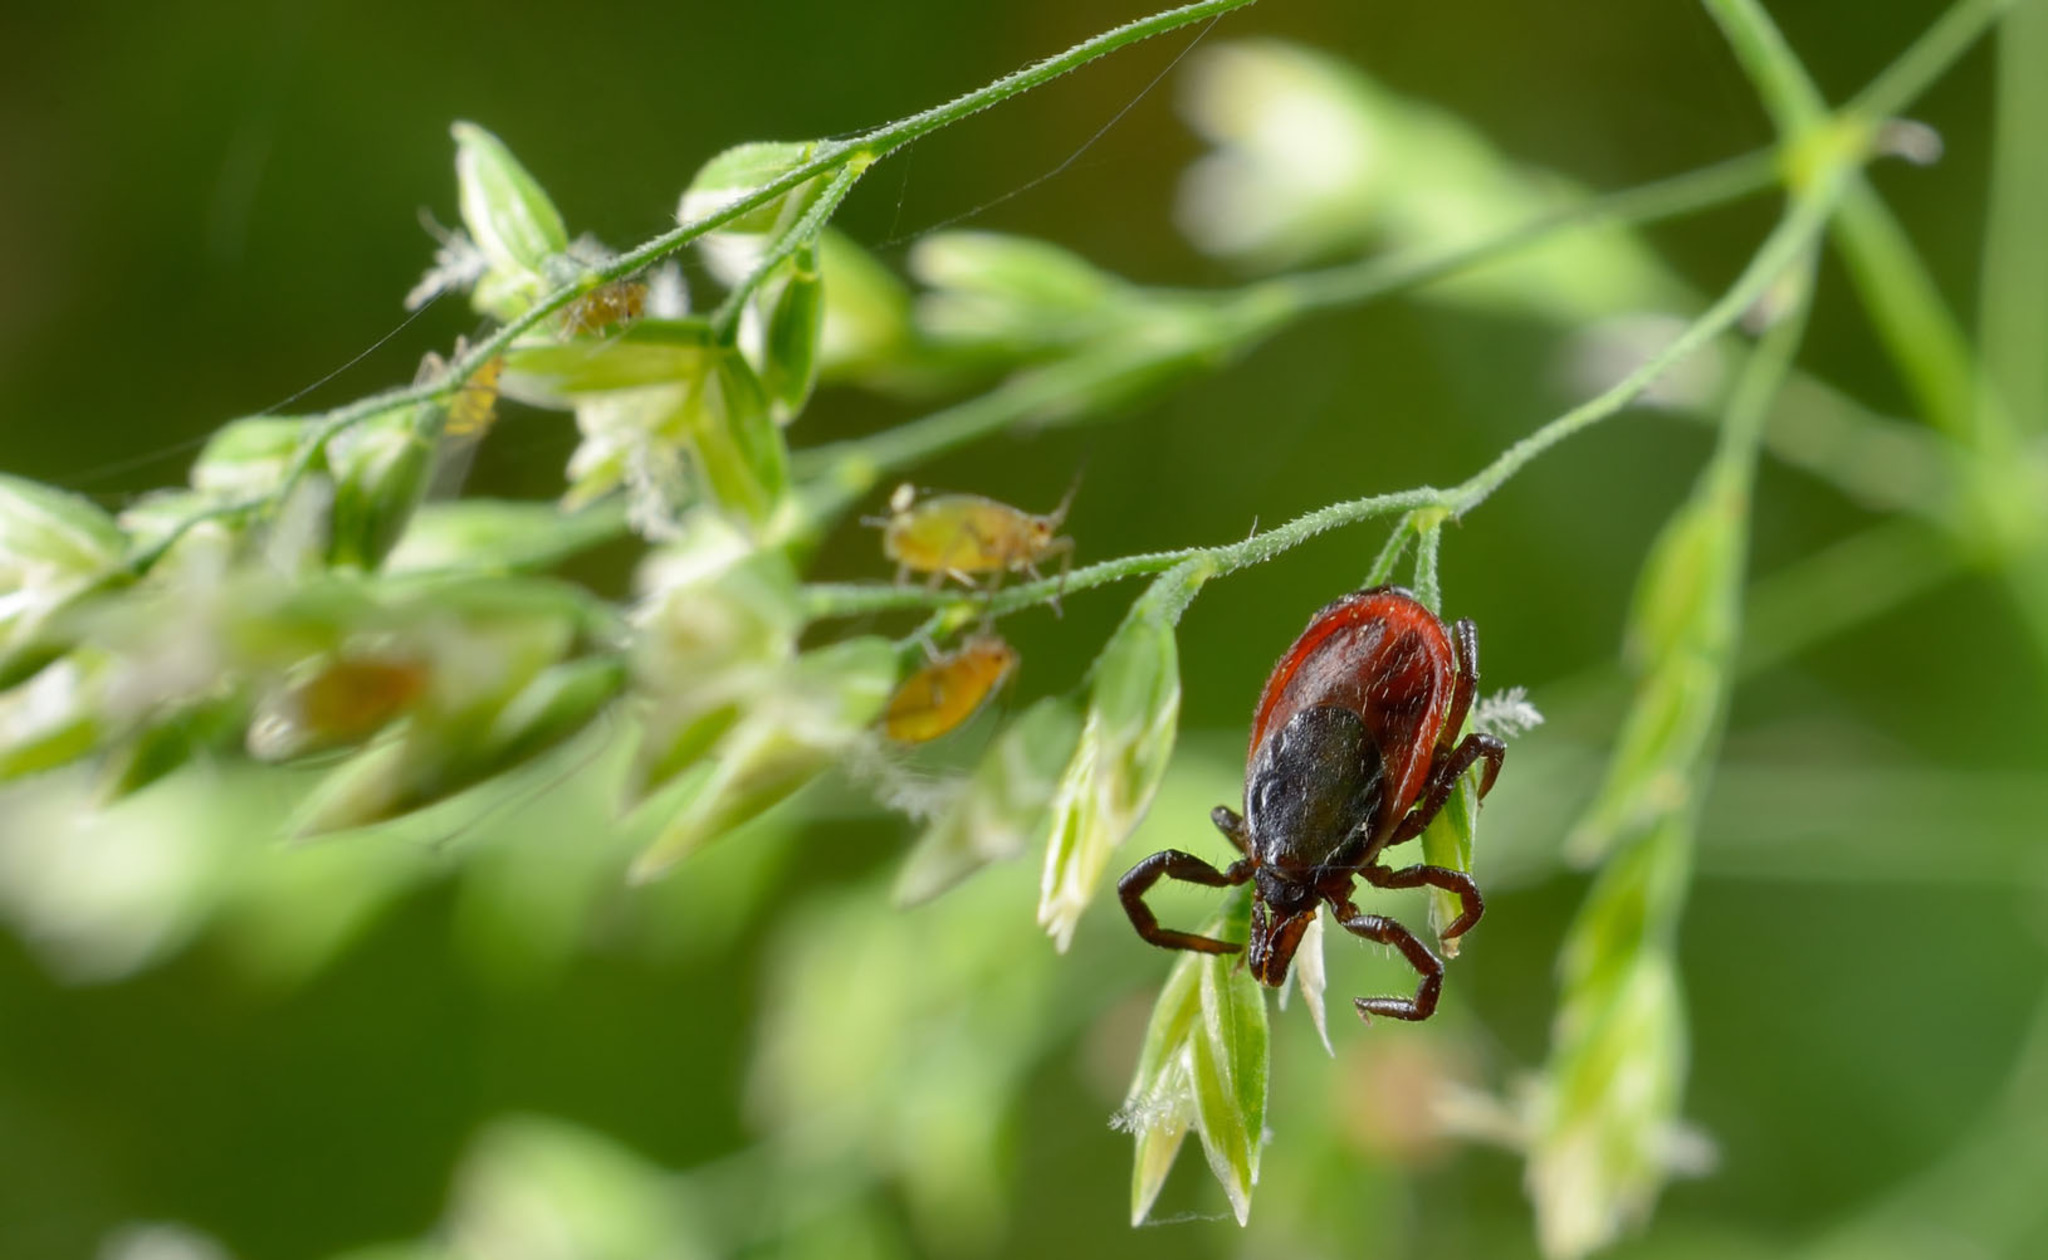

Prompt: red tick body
[1118,586,1506,1025]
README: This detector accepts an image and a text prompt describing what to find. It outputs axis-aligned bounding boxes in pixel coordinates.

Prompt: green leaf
[1289,911,1332,1053]
[1419,769,1480,953]
[1,474,129,685]
[1566,653,1722,864]
[911,231,1119,315]
[1122,948,1204,1225]
[97,695,245,803]
[1623,479,1743,670]
[630,636,897,879]
[1037,610,1182,950]
[286,651,618,839]
[895,696,1082,906]
[1120,890,1256,1225]
[1569,472,1745,866]
[477,655,626,771]
[684,350,790,532]
[1190,943,1268,1226]
[761,242,825,420]
[679,140,823,244]
[816,228,915,383]
[0,472,128,573]
[626,536,804,804]
[452,121,569,276]
[382,499,629,575]
[0,654,102,782]
[190,416,305,498]
[501,319,718,404]
[327,404,444,570]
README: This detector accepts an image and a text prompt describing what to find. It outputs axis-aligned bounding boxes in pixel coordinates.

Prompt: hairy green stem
[246,0,1261,529]
[801,178,1845,621]
[1446,187,1838,516]
[1263,147,1783,316]
[1411,516,1445,614]
[710,161,866,337]
[1361,512,1419,587]
[795,147,1786,509]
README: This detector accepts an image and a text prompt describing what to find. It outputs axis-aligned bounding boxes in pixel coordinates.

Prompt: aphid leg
[1209,805,1252,857]
[1385,732,1508,847]
[894,564,910,588]
[1331,900,1443,1022]
[1118,851,1253,954]
[1363,862,1484,940]
[1043,536,1074,615]
[1444,617,1481,750]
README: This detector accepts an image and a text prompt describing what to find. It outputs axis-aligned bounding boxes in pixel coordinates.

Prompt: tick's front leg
[1118,850,1252,955]
[1210,804,1252,857]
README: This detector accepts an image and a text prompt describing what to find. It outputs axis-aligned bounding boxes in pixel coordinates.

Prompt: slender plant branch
[1846,0,2018,126]
[1256,147,1783,316]
[1445,187,1838,516]
[1361,511,1420,587]
[710,162,867,338]
[1411,514,1445,614]
[1703,0,1830,135]
[802,176,1848,622]
[793,146,1787,506]
[1828,186,1985,441]
[220,0,1263,543]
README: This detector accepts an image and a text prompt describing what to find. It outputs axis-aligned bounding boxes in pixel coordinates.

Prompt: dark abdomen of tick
[1243,589,1456,872]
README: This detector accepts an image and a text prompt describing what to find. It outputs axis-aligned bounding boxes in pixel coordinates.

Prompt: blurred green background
[3,1,2045,1258]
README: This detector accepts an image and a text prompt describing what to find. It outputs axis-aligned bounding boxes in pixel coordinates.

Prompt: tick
[1118,586,1505,1023]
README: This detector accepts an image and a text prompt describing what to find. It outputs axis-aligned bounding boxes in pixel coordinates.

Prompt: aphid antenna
[1045,465,1086,527]
[861,481,924,529]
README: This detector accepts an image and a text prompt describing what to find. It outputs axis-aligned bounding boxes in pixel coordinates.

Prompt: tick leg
[1118,850,1252,955]
[1444,617,1481,751]
[1210,805,1252,857]
[1332,901,1443,1022]
[1386,732,1507,847]
[1364,862,1484,940]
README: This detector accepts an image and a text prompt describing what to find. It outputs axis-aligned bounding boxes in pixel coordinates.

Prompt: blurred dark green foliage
[2,2,2044,1259]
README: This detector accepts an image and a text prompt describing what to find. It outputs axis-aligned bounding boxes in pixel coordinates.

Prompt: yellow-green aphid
[878,482,1074,589]
[560,280,648,336]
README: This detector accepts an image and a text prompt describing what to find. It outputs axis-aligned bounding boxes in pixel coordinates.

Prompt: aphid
[1118,586,1506,1024]
[561,280,649,336]
[876,483,1074,590]
[882,633,1019,743]
[246,655,430,762]
[446,354,505,438]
